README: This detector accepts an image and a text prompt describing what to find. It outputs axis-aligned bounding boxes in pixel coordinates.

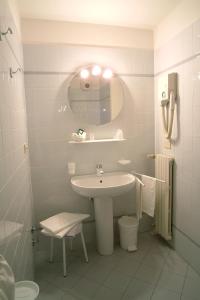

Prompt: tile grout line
[119,244,153,300]
[91,251,134,299]
[180,264,189,300]
[154,52,200,77]
[66,251,126,299]
[149,247,170,299]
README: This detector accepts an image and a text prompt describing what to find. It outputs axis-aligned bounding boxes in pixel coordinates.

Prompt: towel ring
[0,27,13,40]
[10,67,22,78]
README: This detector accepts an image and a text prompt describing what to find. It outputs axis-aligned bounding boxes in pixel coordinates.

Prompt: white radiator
[155,154,174,240]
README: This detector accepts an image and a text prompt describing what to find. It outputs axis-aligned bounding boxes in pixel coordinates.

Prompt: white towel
[136,178,142,220]
[0,255,15,300]
[40,212,90,234]
[141,175,156,217]
[41,223,82,239]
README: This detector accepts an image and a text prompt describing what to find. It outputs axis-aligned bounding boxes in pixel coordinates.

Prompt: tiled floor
[35,233,200,300]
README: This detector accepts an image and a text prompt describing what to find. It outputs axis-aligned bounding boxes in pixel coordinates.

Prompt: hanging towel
[0,255,15,300]
[135,178,143,220]
[40,212,90,234]
[141,175,156,217]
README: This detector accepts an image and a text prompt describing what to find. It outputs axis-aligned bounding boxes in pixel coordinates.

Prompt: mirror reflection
[68,65,124,125]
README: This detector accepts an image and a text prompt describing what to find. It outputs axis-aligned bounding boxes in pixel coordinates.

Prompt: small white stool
[41,223,88,277]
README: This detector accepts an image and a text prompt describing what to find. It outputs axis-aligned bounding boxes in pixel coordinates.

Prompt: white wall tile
[0,0,33,281]
[155,18,200,272]
[23,44,154,75]
[193,19,200,55]
[23,43,155,251]
[155,24,195,74]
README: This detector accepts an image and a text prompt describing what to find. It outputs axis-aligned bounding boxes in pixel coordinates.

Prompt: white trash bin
[118,216,139,251]
[15,281,39,300]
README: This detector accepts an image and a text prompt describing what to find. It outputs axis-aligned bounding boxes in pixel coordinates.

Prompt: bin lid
[118,216,138,227]
[15,281,39,300]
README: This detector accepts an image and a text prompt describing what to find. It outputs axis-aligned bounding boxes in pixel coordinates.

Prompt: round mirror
[68,65,124,125]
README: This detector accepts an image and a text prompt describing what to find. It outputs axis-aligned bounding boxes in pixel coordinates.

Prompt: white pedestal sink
[71,172,135,255]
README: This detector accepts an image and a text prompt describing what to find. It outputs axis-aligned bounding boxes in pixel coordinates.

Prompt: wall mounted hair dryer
[159,73,177,148]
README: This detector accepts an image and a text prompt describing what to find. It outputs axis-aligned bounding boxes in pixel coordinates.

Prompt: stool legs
[47,226,88,277]
[50,237,54,263]
[62,238,67,277]
[80,231,88,263]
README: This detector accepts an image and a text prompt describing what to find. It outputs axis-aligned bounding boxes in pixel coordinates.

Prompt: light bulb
[80,69,89,79]
[92,65,101,76]
[103,68,113,79]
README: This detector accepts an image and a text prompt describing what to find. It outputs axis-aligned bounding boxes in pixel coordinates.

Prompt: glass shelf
[68,138,126,144]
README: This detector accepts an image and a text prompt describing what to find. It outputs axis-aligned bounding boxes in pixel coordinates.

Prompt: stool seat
[40,213,89,277]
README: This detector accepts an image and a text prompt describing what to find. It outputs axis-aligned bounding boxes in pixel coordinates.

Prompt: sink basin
[71,171,135,197]
[71,171,135,256]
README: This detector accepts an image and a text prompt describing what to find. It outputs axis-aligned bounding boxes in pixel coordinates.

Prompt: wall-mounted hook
[0,27,13,41]
[10,67,22,78]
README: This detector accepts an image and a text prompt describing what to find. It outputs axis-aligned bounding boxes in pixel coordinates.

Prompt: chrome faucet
[96,164,104,176]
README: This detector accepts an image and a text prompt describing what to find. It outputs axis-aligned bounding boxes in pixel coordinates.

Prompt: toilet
[15,281,39,300]
[0,255,39,300]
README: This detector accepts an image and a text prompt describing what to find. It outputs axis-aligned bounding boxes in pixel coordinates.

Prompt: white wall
[154,14,200,273]
[23,39,154,255]
[154,0,200,48]
[21,19,153,49]
[0,0,33,280]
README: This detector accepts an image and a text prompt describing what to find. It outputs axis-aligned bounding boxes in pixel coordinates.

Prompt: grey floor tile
[104,269,132,293]
[69,259,92,277]
[181,276,200,300]
[157,270,185,293]
[162,261,188,277]
[115,246,146,262]
[129,249,148,262]
[37,280,65,300]
[187,266,200,280]
[85,262,113,284]
[51,272,82,291]
[61,291,81,300]
[94,253,122,269]
[70,277,100,300]
[163,250,188,276]
[35,234,200,300]
[114,256,140,277]
[134,264,161,285]
[35,261,63,282]
[151,287,181,300]
[149,243,170,259]
[94,285,124,300]
[123,278,154,300]
[142,251,165,269]
[113,246,130,258]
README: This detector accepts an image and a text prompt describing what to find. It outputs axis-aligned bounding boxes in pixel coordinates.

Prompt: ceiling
[17,0,182,29]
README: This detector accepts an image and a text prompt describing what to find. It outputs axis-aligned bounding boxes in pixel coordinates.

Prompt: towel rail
[135,176,145,186]
[131,171,166,183]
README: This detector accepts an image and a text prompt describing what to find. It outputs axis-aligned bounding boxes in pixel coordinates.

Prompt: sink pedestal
[71,172,136,255]
[94,197,113,255]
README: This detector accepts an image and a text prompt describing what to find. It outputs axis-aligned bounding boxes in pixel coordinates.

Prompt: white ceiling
[17,0,182,29]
